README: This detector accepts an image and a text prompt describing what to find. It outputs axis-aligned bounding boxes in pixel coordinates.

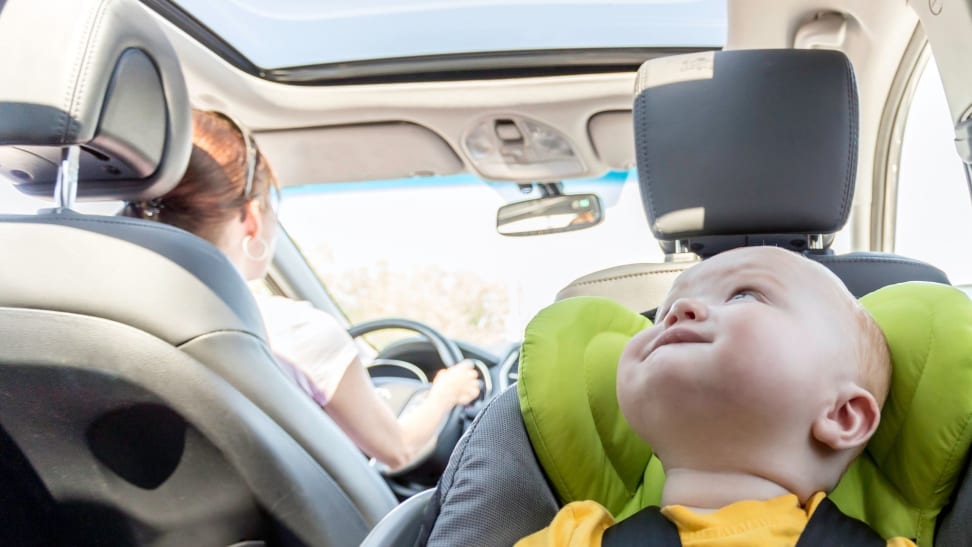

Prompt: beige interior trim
[556,260,699,313]
[874,26,930,252]
[255,122,463,186]
[909,0,972,124]
[587,111,635,170]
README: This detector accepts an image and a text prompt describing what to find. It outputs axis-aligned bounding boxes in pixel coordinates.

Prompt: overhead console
[461,115,586,181]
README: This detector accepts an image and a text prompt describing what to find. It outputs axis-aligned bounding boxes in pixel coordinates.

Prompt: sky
[894,60,972,285]
[173,0,727,68]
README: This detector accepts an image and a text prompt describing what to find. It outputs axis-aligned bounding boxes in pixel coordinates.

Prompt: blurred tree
[325,260,512,351]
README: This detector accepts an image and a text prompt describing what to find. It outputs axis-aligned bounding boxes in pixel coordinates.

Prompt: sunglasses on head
[214,111,280,215]
[213,111,259,200]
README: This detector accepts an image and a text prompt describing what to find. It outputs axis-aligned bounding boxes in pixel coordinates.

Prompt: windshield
[278,170,662,353]
[171,0,727,69]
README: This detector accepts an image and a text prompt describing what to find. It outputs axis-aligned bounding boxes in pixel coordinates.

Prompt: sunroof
[168,0,727,70]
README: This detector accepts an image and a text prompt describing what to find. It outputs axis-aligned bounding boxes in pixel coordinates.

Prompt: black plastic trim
[266,47,717,86]
[139,0,263,77]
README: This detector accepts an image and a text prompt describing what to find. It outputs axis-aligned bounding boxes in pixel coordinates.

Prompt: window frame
[874,26,931,253]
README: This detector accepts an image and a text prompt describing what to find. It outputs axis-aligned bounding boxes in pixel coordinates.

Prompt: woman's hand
[325,357,483,471]
[430,360,482,406]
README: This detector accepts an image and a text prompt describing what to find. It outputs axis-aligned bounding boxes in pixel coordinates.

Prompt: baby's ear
[811,386,881,452]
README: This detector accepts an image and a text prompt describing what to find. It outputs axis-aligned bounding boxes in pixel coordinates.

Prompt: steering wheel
[347,318,492,492]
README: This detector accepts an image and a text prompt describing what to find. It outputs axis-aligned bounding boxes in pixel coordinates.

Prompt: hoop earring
[242,235,269,262]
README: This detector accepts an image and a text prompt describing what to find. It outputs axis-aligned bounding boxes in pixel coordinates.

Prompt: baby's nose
[664,298,706,326]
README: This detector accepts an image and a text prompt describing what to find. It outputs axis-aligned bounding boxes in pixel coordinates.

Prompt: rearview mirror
[496,193,603,236]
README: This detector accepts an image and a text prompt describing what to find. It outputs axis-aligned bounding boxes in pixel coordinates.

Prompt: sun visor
[588,111,635,170]
[254,122,463,185]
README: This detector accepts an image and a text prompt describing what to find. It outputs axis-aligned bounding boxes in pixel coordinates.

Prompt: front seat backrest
[0,0,395,544]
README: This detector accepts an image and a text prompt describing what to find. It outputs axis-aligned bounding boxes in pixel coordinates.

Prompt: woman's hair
[124,109,278,244]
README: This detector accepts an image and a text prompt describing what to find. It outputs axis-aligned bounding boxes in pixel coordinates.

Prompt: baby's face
[616,247,860,463]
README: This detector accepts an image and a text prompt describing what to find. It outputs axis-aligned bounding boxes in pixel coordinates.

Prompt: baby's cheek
[625,327,660,361]
[615,368,648,430]
[720,360,808,418]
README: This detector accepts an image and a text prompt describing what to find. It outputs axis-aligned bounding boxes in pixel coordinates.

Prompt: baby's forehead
[678,249,796,283]
[667,248,840,297]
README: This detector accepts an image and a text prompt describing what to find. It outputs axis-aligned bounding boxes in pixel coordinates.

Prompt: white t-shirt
[255,294,359,406]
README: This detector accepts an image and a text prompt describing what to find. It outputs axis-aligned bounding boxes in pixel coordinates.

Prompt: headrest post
[674,240,690,254]
[53,145,80,210]
[808,234,825,250]
[664,251,700,263]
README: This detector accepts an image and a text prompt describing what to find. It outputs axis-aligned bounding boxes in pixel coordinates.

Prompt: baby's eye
[728,290,757,302]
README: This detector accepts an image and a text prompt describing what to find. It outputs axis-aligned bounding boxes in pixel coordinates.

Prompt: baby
[518,246,914,546]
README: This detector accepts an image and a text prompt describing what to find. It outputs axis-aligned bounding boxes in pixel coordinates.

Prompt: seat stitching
[64,0,111,142]
[838,55,857,228]
[814,256,929,266]
[567,269,688,288]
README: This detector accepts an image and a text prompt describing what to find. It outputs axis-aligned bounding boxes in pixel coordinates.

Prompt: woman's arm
[257,296,480,469]
[324,357,480,470]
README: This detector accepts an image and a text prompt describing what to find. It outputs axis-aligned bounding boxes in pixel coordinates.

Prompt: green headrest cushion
[518,282,972,545]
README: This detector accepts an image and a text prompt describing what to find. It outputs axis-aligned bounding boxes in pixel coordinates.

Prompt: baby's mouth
[649,327,708,355]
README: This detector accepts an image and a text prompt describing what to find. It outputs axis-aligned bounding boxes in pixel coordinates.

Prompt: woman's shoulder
[254,293,309,313]
[254,294,343,331]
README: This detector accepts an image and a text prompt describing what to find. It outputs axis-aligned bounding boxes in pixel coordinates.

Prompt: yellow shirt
[516,493,916,547]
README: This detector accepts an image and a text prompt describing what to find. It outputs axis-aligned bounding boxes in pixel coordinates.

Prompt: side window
[894,53,972,287]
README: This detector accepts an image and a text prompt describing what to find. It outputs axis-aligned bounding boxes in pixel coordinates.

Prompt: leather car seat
[0,0,395,544]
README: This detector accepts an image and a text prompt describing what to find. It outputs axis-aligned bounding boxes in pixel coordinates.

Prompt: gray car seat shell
[422,387,559,547]
[0,308,354,545]
[0,0,396,544]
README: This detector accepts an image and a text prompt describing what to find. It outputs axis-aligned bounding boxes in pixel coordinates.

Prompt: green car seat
[408,280,971,547]
[518,282,972,545]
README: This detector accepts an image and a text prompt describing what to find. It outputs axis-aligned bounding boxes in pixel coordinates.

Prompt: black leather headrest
[0,0,191,201]
[634,49,858,257]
